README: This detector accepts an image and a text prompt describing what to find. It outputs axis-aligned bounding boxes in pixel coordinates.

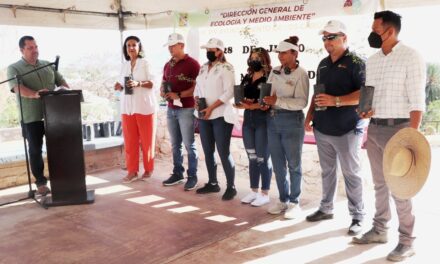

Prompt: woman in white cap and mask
[194,38,237,201]
[263,36,310,219]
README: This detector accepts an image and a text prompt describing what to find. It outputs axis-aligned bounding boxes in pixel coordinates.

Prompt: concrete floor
[0,147,438,264]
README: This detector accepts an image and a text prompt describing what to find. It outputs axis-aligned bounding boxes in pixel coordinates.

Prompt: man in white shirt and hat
[353,10,426,262]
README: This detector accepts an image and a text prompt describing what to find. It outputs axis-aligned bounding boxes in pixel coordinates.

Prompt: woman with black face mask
[234,47,273,207]
[194,38,238,201]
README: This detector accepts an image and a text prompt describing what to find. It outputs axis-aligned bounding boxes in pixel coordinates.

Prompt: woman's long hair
[123,36,144,61]
[246,47,272,76]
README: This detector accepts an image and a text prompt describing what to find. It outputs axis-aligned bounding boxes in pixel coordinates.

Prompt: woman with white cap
[194,38,237,200]
[263,36,310,219]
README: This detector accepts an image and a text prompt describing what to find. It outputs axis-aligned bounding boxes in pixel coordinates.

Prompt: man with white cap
[304,20,366,235]
[264,36,309,219]
[161,33,200,191]
[353,11,426,262]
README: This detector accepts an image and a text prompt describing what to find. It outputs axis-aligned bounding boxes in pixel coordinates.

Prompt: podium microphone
[54,55,60,71]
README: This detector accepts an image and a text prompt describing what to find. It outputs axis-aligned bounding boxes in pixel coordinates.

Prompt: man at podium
[6,35,69,196]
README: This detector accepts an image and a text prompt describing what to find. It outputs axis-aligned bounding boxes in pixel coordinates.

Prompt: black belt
[370,118,409,126]
[269,109,302,116]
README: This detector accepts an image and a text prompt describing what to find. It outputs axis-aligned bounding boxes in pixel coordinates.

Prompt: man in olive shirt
[6,36,69,196]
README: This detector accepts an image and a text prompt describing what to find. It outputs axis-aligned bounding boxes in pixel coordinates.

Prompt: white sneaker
[267,201,288,215]
[251,193,270,207]
[284,203,302,219]
[241,191,258,204]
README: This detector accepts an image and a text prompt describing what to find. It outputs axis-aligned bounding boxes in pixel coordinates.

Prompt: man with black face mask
[353,11,426,263]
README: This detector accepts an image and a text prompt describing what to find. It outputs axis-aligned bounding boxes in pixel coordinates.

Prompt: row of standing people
[115,33,309,205]
[112,10,425,262]
[6,9,424,263]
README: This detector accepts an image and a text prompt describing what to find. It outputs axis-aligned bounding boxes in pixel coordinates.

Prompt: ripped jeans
[242,109,272,190]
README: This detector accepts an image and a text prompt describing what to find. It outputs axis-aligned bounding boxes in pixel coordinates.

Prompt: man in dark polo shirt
[161,33,200,190]
[6,35,69,196]
[304,20,366,235]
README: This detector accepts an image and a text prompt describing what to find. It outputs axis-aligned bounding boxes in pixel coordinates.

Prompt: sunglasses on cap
[322,34,344,42]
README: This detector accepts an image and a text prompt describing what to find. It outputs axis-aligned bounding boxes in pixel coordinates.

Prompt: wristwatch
[335,96,341,107]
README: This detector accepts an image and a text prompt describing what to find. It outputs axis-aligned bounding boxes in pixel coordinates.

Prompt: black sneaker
[222,186,237,200]
[348,219,363,236]
[306,210,334,222]
[196,183,220,194]
[162,173,184,186]
[184,176,198,191]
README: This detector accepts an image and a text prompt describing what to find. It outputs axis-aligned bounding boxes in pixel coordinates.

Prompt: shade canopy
[0,0,439,30]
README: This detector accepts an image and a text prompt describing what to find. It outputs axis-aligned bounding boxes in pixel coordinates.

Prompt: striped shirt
[366,42,426,118]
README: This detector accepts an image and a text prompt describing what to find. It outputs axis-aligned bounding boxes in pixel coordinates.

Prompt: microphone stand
[0,59,58,209]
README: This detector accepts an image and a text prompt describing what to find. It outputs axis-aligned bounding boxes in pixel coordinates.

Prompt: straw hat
[383,127,431,199]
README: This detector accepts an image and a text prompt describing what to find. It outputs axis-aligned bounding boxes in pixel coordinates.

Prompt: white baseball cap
[274,41,299,52]
[318,20,347,35]
[200,38,225,51]
[163,33,185,47]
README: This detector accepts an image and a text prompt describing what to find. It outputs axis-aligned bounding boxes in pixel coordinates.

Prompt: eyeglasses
[322,34,344,42]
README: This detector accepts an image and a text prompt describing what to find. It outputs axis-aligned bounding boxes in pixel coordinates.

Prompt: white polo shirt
[119,58,156,115]
[366,42,426,118]
[195,61,235,120]
[267,65,310,111]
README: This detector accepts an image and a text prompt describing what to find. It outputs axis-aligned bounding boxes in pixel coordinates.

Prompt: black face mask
[206,51,217,62]
[368,27,390,49]
[368,32,383,49]
[248,60,263,72]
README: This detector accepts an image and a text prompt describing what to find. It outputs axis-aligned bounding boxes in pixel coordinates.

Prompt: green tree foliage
[423,100,440,134]
[0,96,19,128]
[426,63,440,104]
[424,100,440,121]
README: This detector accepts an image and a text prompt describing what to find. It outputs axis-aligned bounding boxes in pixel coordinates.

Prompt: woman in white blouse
[194,38,237,201]
[263,36,310,219]
[114,36,156,183]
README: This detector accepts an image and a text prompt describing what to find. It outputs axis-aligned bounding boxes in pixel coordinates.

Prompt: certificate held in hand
[359,85,374,113]
[258,83,272,106]
[234,85,245,105]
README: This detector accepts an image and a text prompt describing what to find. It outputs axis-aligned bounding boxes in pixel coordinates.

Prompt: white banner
[207,0,379,27]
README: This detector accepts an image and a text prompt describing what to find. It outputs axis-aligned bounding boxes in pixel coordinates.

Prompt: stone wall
[154,108,373,199]
[0,127,22,142]
[0,145,124,190]
[1,108,373,196]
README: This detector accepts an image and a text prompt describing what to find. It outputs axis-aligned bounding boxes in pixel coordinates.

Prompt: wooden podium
[40,90,94,207]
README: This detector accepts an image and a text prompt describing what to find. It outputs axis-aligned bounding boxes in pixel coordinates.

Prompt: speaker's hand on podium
[35,88,49,98]
[54,86,70,91]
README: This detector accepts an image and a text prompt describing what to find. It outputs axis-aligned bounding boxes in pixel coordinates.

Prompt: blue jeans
[167,107,198,177]
[198,117,235,187]
[242,110,272,190]
[267,110,305,204]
